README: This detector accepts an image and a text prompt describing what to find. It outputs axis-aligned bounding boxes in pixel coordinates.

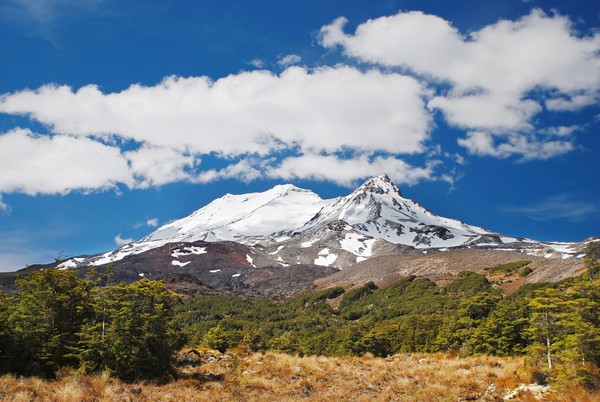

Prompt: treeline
[178,246,600,388]
[0,268,184,382]
[1,245,599,387]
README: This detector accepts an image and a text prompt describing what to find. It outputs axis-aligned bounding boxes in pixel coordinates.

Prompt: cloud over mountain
[0,66,433,193]
[320,9,600,159]
[0,9,598,195]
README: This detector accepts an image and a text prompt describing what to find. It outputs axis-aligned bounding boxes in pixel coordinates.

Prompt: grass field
[1,352,598,401]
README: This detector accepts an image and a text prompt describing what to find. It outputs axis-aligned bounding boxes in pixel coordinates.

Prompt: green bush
[518,266,533,277]
[489,260,531,275]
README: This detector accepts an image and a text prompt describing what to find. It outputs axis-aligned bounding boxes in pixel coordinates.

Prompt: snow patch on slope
[314,248,338,267]
[340,233,376,257]
[171,246,207,258]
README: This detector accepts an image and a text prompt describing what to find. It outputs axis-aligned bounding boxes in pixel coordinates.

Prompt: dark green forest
[0,268,184,382]
[1,244,599,388]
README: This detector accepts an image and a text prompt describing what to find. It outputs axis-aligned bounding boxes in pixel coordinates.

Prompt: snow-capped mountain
[58,174,584,271]
[299,174,492,249]
[143,184,328,243]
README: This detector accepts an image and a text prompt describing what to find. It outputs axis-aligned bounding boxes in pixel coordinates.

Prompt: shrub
[518,267,533,277]
[489,261,531,275]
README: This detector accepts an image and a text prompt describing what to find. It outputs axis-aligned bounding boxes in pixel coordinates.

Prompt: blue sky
[0,0,599,271]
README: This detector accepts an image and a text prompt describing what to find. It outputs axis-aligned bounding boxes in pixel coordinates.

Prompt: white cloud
[502,194,598,222]
[0,129,133,195]
[0,66,437,193]
[0,67,430,156]
[1,9,593,194]
[249,59,265,68]
[125,145,197,188]
[427,94,541,132]
[320,9,600,154]
[114,234,133,246]
[541,125,581,137]
[196,158,264,184]
[320,10,600,112]
[458,131,575,160]
[0,196,10,213]
[193,152,440,187]
[133,218,159,229]
[267,153,436,187]
[545,93,598,111]
[277,53,302,66]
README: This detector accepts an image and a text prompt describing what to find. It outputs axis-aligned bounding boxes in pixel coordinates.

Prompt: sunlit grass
[1,352,598,401]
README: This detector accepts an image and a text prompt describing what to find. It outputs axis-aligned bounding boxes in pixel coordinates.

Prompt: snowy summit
[57,174,584,270]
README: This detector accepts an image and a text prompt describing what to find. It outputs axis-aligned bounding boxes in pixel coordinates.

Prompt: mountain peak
[270,183,312,196]
[356,174,403,197]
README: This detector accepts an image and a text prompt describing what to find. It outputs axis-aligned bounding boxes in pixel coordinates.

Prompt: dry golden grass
[1,352,599,401]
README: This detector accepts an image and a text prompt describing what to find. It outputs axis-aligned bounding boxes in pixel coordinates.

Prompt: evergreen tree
[469,295,530,356]
[435,291,500,353]
[584,242,600,281]
[0,290,16,374]
[78,279,185,381]
[526,287,564,371]
[526,282,600,386]
[10,269,93,376]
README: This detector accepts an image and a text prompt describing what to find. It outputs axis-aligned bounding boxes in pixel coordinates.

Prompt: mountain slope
[3,174,593,299]
[299,174,493,249]
[144,184,329,243]
[56,174,585,271]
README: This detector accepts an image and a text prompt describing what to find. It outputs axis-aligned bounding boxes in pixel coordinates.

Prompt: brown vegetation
[1,351,599,401]
[315,248,585,295]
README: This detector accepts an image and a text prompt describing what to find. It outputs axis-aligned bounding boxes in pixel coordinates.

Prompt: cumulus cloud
[541,125,582,137]
[0,65,437,193]
[114,234,133,246]
[0,67,430,156]
[125,145,197,188]
[196,158,265,184]
[1,9,595,195]
[320,9,600,158]
[0,196,9,213]
[133,218,160,229]
[267,153,436,187]
[277,53,302,66]
[249,59,265,68]
[458,131,576,160]
[0,129,133,195]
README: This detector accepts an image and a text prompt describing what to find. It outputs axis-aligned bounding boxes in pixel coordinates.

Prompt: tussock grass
[1,352,598,401]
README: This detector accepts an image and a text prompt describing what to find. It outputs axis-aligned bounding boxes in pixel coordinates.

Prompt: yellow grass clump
[0,352,599,401]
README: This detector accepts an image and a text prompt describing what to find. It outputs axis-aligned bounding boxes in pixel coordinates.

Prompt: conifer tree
[9,269,94,376]
[0,290,16,374]
[526,282,600,385]
[78,279,185,381]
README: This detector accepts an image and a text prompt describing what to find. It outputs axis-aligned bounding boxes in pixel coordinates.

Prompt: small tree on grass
[78,279,185,382]
[526,282,600,387]
[9,269,93,377]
